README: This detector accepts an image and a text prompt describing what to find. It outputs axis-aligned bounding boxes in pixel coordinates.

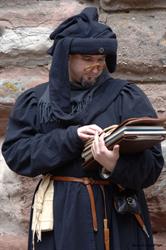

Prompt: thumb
[113,144,120,158]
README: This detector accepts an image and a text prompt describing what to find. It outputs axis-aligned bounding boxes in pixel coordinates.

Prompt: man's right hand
[77,124,103,142]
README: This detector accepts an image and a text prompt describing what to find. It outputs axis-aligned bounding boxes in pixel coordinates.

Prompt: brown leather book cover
[82,117,166,170]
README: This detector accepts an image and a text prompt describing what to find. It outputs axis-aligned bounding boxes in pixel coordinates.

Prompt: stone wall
[0,0,166,249]
[100,0,166,11]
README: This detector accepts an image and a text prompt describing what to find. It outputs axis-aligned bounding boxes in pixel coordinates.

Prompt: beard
[79,75,98,88]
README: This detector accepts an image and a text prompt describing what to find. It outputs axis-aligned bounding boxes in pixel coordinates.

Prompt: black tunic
[2,78,164,250]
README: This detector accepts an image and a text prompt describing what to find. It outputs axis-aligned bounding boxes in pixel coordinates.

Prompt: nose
[84,63,104,74]
[91,65,100,74]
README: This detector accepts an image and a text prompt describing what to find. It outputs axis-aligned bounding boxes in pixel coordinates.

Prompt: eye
[83,56,92,62]
[98,57,106,63]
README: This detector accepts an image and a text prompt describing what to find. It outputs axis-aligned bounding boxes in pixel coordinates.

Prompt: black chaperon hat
[40,7,118,124]
[48,7,117,72]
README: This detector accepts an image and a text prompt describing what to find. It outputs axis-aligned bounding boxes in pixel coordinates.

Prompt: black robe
[2,77,164,250]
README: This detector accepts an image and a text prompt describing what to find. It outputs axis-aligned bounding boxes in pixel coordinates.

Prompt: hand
[91,132,120,172]
[77,124,103,142]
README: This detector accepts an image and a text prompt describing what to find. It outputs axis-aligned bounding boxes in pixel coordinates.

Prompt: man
[2,7,164,250]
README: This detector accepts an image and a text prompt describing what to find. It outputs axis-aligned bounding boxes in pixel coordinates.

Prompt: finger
[78,125,103,137]
[98,132,106,146]
[82,134,94,139]
[94,130,99,145]
[91,143,95,157]
[86,127,100,136]
[79,133,94,141]
[113,144,119,151]
[81,127,101,136]
[92,131,99,153]
[112,144,120,158]
[88,124,103,133]
[79,129,94,138]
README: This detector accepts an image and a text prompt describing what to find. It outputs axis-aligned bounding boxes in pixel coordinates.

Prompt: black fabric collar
[38,71,109,124]
[38,72,128,126]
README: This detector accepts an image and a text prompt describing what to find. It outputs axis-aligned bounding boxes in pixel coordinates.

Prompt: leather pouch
[114,190,140,214]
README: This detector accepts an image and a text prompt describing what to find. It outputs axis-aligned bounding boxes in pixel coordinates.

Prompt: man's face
[69,54,106,87]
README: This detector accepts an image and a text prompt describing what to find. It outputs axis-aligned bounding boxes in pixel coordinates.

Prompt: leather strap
[50,176,150,250]
[51,176,111,186]
[134,213,149,238]
[51,176,111,249]
[99,185,110,250]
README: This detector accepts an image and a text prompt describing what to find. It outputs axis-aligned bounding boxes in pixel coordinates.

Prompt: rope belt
[51,176,111,250]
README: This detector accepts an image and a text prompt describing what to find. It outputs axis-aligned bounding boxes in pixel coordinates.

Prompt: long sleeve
[111,83,164,190]
[2,87,83,177]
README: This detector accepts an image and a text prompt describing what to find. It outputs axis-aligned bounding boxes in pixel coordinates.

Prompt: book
[82,117,166,170]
